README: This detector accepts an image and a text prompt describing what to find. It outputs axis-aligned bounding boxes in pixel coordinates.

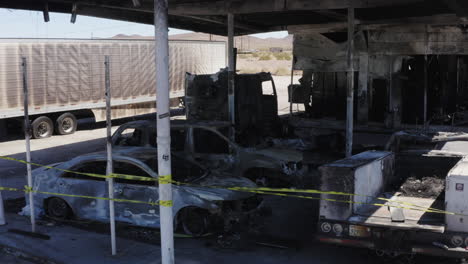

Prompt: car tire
[46,197,72,219]
[55,113,77,135]
[180,207,210,237]
[31,116,54,139]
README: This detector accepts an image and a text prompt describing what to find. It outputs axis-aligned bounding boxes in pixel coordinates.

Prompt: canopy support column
[154,0,175,263]
[346,7,355,157]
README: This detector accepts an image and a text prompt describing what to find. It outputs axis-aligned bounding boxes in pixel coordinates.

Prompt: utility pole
[154,0,175,263]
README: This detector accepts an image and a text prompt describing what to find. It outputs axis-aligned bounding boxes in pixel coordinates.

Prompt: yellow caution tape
[0,186,160,206]
[170,180,453,215]
[158,175,172,184]
[159,200,173,207]
[0,184,458,216]
[0,155,462,216]
[0,156,155,182]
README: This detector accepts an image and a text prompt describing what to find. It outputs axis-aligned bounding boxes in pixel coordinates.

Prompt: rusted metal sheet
[292,31,366,71]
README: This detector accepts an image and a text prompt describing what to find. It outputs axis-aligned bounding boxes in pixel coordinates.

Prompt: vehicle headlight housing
[321,222,332,233]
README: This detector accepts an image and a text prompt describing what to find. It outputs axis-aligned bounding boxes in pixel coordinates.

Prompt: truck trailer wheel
[55,113,77,135]
[31,116,54,139]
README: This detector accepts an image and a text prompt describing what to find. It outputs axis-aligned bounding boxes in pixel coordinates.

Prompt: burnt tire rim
[36,121,51,138]
[182,210,209,237]
[47,198,69,219]
[61,117,74,133]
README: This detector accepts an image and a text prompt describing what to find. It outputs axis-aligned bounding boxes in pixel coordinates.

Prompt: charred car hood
[252,147,303,162]
[178,175,256,201]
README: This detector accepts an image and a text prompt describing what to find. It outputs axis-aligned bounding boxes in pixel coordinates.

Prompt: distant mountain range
[111,32,293,51]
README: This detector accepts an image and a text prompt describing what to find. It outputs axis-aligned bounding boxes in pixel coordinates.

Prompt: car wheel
[31,116,54,139]
[46,197,72,219]
[55,113,77,135]
[180,207,210,237]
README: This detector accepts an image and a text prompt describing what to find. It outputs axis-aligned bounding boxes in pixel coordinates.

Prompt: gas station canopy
[2,0,467,35]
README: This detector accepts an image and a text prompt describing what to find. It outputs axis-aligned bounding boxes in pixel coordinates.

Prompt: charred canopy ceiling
[1,0,468,35]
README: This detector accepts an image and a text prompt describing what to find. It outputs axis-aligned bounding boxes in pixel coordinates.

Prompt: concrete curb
[0,243,63,264]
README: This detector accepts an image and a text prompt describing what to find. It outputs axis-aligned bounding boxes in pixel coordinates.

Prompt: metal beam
[132,0,141,8]
[176,15,266,33]
[154,0,175,263]
[423,55,428,126]
[0,191,5,226]
[288,14,466,34]
[22,57,36,232]
[228,13,236,142]
[3,0,426,16]
[70,2,77,23]
[0,0,447,36]
[168,0,425,15]
[43,2,50,22]
[444,0,468,18]
[357,54,369,124]
[346,7,355,158]
[313,10,349,21]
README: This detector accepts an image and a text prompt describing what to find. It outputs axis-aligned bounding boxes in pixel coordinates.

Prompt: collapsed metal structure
[4,0,468,263]
[2,0,468,35]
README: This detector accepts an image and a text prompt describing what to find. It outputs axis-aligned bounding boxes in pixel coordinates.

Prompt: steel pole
[154,1,174,263]
[0,191,5,225]
[104,56,117,256]
[345,7,355,158]
[22,57,36,232]
[423,55,428,126]
[227,13,235,142]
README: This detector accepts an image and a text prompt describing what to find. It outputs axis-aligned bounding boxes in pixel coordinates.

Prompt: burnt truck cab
[185,69,279,147]
[317,150,468,258]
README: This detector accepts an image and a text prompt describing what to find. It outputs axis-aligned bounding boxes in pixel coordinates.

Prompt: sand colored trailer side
[0,39,226,119]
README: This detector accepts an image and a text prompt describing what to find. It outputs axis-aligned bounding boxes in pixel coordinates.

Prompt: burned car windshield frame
[112,121,240,152]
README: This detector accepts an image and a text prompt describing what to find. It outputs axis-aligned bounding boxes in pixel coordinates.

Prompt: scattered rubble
[4,197,25,214]
[399,176,445,199]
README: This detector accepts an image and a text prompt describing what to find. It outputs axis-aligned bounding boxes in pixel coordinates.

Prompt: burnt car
[112,120,304,187]
[22,148,260,236]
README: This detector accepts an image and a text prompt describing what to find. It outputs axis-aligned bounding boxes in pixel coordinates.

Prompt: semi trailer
[0,38,226,139]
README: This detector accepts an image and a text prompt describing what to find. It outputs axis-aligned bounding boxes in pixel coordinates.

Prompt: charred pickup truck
[317,148,468,258]
[112,120,304,187]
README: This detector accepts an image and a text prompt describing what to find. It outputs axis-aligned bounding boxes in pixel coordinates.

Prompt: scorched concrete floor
[0,76,461,263]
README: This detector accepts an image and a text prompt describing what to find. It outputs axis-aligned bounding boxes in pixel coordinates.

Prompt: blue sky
[0,9,288,39]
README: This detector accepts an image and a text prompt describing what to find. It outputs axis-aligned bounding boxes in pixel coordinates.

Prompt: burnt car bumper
[317,220,468,258]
